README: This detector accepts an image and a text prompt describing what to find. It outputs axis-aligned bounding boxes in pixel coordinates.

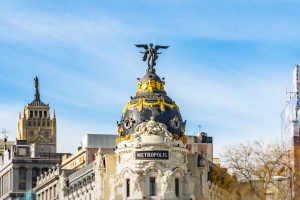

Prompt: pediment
[32,135,49,143]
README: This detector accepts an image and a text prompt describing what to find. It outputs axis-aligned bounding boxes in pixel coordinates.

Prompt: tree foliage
[222,140,290,198]
[210,164,238,192]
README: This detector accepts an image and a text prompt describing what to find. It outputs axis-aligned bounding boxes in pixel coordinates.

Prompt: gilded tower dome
[117,44,186,144]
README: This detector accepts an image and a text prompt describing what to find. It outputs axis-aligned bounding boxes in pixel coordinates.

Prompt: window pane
[150,177,156,196]
[126,179,130,197]
[32,168,40,188]
[19,167,26,190]
[175,178,179,197]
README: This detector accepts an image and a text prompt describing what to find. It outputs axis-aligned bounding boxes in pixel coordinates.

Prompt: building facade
[0,77,66,200]
[281,65,300,199]
[34,46,238,200]
[17,76,57,151]
[61,134,116,170]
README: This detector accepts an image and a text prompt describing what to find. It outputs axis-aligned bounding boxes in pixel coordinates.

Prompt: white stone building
[34,45,238,200]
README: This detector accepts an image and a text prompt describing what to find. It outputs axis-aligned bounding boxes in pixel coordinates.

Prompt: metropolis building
[33,44,236,200]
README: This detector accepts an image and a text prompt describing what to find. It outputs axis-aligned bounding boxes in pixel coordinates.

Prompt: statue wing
[155,45,169,51]
[134,44,148,50]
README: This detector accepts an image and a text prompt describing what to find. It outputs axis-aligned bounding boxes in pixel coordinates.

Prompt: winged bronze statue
[135,43,169,73]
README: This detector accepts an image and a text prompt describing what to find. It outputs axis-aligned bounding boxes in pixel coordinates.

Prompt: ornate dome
[117,44,186,144]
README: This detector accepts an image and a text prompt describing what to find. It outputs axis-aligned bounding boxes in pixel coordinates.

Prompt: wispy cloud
[1,0,300,46]
[164,62,288,155]
[0,1,298,156]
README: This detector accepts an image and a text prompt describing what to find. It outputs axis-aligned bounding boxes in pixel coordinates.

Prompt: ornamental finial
[34,76,40,101]
[134,43,169,73]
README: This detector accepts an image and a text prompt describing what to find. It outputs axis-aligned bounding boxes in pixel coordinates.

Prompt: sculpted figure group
[129,117,173,143]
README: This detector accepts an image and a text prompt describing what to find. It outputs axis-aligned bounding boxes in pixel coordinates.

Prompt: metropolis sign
[135,150,169,160]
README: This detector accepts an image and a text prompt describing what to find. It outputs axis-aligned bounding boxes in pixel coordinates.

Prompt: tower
[17,76,57,151]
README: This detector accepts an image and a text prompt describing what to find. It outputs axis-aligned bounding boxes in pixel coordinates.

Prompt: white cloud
[1,1,300,48]
[0,1,296,156]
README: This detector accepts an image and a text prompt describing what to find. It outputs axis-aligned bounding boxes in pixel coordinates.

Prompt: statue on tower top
[34,76,40,101]
[135,43,169,73]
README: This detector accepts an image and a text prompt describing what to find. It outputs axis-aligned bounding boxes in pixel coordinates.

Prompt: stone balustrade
[36,164,60,186]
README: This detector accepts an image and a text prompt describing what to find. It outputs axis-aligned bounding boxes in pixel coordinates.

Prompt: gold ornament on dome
[123,97,179,114]
[137,80,165,94]
[116,132,186,144]
[116,126,187,144]
[117,127,123,137]
[116,134,131,144]
[179,127,187,144]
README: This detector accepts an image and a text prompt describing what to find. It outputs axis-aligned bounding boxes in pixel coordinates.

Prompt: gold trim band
[116,133,186,144]
[137,80,165,93]
[123,98,179,114]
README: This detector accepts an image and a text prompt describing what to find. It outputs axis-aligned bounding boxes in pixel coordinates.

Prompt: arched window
[19,167,26,190]
[32,168,40,188]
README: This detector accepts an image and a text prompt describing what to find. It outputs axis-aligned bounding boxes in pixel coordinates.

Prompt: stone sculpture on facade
[132,172,142,192]
[161,170,173,195]
[129,117,175,146]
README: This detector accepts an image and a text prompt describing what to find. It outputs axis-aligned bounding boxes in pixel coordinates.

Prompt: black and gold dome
[116,44,187,144]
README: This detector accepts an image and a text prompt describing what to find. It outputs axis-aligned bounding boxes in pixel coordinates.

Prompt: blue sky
[0,0,299,156]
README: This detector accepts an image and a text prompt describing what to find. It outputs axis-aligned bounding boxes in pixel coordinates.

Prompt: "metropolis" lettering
[135,150,169,160]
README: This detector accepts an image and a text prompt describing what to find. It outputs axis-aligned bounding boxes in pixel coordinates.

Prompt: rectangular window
[39,111,42,118]
[30,111,33,118]
[175,178,179,197]
[42,121,45,126]
[34,111,38,117]
[19,167,26,190]
[44,111,47,118]
[53,184,56,196]
[126,179,130,197]
[50,187,52,199]
[150,177,156,196]
[32,168,40,188]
